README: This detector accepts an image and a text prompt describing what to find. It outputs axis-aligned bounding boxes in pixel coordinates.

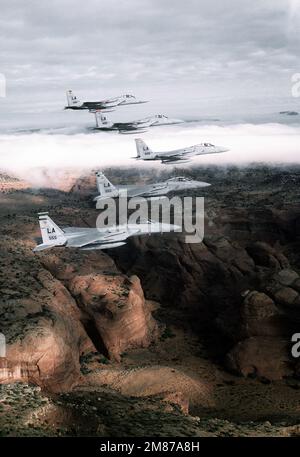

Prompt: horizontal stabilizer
[33,243,55,252]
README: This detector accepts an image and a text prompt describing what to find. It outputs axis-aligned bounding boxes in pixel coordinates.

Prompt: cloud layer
[1,122,300,186]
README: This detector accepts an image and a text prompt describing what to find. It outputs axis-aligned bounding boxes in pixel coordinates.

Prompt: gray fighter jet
[65,90,147,112]
[33,213,178,252]
[94,171,210,206]
[134,138,229,164]
[94,112,184,133]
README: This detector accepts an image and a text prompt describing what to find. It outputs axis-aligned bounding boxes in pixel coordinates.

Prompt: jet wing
[82,102,104,109]
[97,97,123,108]
[119,183,167,198]
[81,241,127,250]
[157,150,193,164]
[63,227,91,233]
[67,229,129,247]
[117,120,151,133]
[134,120,152,127]
[82,101,119,111]
[102,97,119,104]
[160,157,191,164]
[157,144,219,163]
[120,123,147,131]
[138,184,169,196]
[66,232,102,247]
[119,129,148,134]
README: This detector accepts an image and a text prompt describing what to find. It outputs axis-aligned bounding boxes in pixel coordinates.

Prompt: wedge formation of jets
[34,212,178,252]
[32,89,230,253]
[94,171,210,206]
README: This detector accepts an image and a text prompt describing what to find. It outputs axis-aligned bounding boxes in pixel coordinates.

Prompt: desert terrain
[0,164,300,437]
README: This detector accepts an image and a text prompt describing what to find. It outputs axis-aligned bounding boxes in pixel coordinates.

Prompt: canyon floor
[0,164,300,437]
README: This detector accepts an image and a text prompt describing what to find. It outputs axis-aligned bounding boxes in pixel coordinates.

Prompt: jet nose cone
[198,182,211,187]
[171,224,181,231]
[161,223,181,231]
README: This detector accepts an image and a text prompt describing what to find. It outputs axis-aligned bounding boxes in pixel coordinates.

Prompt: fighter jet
[94,171,210,205]
[64,90,147,112]
[134,139,229,164]
[94,112,150,133]
[94,112,184,133]
[33,212,178,252]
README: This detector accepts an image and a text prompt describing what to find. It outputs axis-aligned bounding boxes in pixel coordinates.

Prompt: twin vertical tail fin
[135,138,154,159]
[95,172,119,199]
[34,213,67,251]
[66,90,81,107]
[95,111,114,129]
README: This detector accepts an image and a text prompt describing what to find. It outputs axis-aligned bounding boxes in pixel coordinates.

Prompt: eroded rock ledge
[0,240,159,390]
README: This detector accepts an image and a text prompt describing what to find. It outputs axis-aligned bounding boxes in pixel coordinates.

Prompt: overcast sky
[1,1,300,177]
[0,0,300,116]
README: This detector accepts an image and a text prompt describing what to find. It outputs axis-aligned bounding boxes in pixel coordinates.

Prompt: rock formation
[0,171,29,193]
[111,180,300,381]
[38,250,160,362]
[0,238,160,390]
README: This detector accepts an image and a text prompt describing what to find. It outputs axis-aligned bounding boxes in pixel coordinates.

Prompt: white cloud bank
[0,122,299,186]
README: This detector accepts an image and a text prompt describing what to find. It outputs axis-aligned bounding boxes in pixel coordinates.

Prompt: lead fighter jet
[134,139,229,164]
[94,112,184,133]
[65,90,147,112]
[94,172,210,206]
[33,213,178,252]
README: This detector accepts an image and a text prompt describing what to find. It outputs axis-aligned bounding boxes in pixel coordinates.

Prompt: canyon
[0,164,300,436]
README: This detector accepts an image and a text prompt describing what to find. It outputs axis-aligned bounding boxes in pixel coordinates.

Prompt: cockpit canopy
[155,114,168,119]
[124,94,135,99]
[203,143,214,147]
